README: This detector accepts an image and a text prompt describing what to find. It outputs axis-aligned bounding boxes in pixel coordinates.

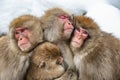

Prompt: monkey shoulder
[0,36,9,52]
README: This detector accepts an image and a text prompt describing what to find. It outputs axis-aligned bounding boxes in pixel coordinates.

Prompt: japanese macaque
[26,42,66,80]
[0,15,43,80]
[41,8,77,80]
[70,16,120,80]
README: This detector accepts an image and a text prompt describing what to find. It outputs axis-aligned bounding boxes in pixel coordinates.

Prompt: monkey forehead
[35,42,61,57]
[41,8,70,23]
[45,8,69,16]
[15,27,26,31]
[39,49,61,58]
[74,16,99,30]
[9,15,39,29]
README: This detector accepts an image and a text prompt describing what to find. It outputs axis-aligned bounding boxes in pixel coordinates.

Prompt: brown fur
[41,8,72,42]
[0,15,43,80]
[26,42,66,80]
[9,15,43,53]
[41,8,78,80]
[0,33,6,37]
[70,16,120,80]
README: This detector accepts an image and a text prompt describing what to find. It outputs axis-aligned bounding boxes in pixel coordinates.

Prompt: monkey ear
[39,61,46,68]
[56,56,63,65]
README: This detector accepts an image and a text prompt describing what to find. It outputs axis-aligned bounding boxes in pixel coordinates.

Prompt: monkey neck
[70,46,81,55]
[54,39,70,45]
[55,41,69,50]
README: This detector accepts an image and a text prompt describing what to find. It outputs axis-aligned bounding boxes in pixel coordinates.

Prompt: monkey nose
[18,35,23,40]
[18,37,22,41]
[68,22,71,25]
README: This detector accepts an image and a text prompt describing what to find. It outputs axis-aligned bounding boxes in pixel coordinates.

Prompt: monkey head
[30,42,66,79]
[71,16,101,49]
[9,15,43,53]
[41,8,74,42]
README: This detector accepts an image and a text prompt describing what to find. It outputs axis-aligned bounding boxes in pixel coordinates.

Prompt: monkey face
[58,15,74,39]
[14,27,32,52]
[9,15,43,52]
[71,27,88,48]
[41,8,74,42]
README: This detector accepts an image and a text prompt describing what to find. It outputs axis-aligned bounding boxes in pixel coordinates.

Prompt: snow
[0,0,120,38]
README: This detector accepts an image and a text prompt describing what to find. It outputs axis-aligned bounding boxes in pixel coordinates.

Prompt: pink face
[14,27,31,51]
[71,27,88,48]
[58,15,74,37]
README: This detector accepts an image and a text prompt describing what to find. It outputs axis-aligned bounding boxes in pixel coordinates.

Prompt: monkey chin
[71,41,82,48]
[19,43,32,52]
[64,28,73,33]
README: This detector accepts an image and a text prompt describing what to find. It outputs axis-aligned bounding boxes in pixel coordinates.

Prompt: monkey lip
[19,43,29,46]
[72,41,81,44]
[71,41,82,48]
[18,43,31,50]
[64,28,73,32]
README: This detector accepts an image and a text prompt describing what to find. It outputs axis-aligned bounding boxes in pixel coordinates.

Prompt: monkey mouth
[72,41,81,44]
[64,28,73,32]
[19,43,29,46]
[71,41,82,48]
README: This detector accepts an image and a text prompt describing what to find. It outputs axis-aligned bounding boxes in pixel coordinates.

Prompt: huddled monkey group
[0,7,120,80]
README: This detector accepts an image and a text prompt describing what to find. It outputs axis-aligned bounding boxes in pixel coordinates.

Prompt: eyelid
[15,31,19,34]
[21,29,25,32]
[84,30,88,34]
[59,15,69,19]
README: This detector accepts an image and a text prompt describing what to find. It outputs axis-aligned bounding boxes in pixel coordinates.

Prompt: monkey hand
[54,69,78,80]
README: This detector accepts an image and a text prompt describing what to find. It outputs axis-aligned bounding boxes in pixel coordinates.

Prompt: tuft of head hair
[34,42,61,60]
[44,7,68,16]
[9,15,39,29]
[41,7,69,24]
[74,16,99,30]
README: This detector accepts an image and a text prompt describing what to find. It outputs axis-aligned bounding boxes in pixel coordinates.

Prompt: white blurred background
[0,0,120,38]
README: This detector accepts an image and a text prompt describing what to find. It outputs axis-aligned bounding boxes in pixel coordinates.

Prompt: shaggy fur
[0,15,43,80]
[71,16,120,80]
[26,42,65,80]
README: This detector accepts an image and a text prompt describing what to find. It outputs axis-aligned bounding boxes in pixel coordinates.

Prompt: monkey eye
[21,29,25,32]
[21,28,28,32]
[83,30,88,34]
[59,15,69,19]
[15,31,19,34]
[79,27,88,34]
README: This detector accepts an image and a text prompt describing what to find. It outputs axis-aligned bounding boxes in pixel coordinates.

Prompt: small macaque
[0,15,43,80]
[26,42,66,80]
[41,8,78,80]
[70,16,120,80]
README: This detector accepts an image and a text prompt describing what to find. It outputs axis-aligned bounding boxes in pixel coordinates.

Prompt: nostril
[68,22,71,25]
[19,37,22,40]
